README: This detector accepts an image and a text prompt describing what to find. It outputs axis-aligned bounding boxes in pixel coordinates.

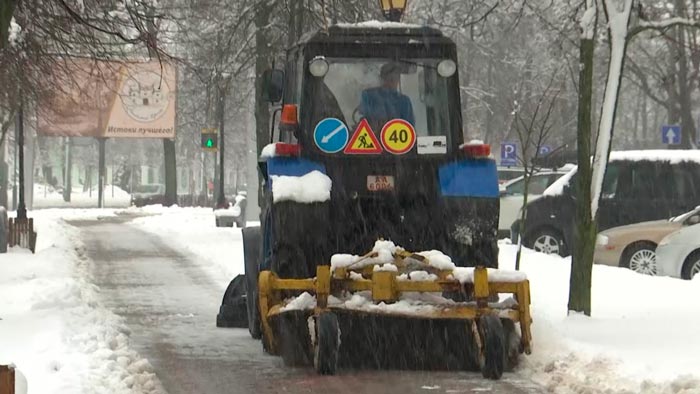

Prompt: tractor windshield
[311,58,453,138]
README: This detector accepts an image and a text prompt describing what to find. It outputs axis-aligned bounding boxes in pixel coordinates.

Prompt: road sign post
[500,142,518,166]
[661,125,681,145]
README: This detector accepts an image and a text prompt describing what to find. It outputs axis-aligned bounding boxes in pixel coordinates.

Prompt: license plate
[367,175,395,192]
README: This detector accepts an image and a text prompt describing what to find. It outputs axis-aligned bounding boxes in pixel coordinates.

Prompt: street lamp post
[217,75,230,208]
[16,98,27,220]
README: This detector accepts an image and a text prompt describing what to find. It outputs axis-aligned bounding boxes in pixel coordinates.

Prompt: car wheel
[621,242,657,275]
[528,228,567,256]
[681,250,700,280]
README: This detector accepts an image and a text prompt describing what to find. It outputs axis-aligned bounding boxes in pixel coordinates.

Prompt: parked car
[498,167,571,238]
[512,150,700,256]
[656,212,700,280]
[130,184,166,207]
[594,206,700,275]
[497,166,525,185]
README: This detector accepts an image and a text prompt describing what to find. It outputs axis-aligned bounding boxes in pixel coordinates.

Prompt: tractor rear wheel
[243,227,262,339]
[478,314,505,379]
[314,312,340,375]
[501,318,522,371]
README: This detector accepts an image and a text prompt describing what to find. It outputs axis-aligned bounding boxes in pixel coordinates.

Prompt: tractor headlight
[437,59,457,77]
[309,57,329,77]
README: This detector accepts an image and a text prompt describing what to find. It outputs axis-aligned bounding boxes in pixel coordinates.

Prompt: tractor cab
[259,22,499,278]
[265,23,467,158]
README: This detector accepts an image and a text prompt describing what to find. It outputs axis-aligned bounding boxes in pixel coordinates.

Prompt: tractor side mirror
[262,69,285,104]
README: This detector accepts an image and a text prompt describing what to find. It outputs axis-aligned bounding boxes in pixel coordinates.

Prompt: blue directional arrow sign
[314,118,349,153]
[538,145,552,156]
[500,142,518,166]
[661,125,681,145]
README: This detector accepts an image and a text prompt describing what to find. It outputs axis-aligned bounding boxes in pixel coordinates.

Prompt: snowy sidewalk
[0,211,162,394]
[498,243,700,394]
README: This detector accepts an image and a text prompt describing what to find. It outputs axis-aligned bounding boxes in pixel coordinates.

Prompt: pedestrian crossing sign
[344,119,382,154]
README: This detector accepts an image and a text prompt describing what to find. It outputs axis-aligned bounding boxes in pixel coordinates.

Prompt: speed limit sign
[380,119,416,155]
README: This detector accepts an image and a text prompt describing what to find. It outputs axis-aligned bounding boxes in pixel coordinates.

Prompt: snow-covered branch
[629,16,700,37]
[591,0,633,218]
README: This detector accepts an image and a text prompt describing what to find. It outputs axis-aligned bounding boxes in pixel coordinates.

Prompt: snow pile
[499,242,700,393]
[0,214,161,393]
[328,291,454,316]
[33,184,131,209]
[331,243,461,275]
[335,20,425,29]
[280,292,317,312]
[330,240,400,271]
[610,149,700,164]
[129,207,245,287]
[397,271,439,282]
[451,267,527,284]
[415,250,455,270]
[9,17,23,45]
[373,263,398,272]
[260,143,277,159]
[271,171,332,203]
[543,166,577,196]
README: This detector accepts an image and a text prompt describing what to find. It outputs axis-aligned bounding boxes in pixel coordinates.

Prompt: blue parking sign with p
[500,142,518,166]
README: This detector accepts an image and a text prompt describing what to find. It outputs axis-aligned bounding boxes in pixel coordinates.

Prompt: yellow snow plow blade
[258,250,532,379]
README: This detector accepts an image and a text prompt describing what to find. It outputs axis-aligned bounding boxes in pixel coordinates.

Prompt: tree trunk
[569,31,596,316]
[254,1,280,208]
[162,139,177,205]
[641,91,648,145]
[674,15,696,148]
[145,5,177,206]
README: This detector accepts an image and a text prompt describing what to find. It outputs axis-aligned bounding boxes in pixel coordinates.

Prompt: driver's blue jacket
[360,88,415,126]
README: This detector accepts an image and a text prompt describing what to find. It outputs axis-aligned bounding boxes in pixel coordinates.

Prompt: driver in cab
[360,62,415,130]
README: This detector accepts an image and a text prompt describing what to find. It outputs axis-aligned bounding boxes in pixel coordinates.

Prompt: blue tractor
[217,20,530,380]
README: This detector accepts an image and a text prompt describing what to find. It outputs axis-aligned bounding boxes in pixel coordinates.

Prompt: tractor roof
[296,21,453,48]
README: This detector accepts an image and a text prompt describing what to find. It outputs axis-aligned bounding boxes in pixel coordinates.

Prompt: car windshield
[316,58,452,138]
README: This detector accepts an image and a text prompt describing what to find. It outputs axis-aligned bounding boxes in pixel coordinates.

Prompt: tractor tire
[216,275,248,328]
[501,318,522,372]
[478,314,505,380]
[621,241,657,275]
[243,227,262,339]
[314,312,340,375]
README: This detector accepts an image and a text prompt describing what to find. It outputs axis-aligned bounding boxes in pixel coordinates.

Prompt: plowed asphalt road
[72,216,544,394]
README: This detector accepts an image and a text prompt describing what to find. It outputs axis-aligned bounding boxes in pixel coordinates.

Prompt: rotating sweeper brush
[254,242,532,379]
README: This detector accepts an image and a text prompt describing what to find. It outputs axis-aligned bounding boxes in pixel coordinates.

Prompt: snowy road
[72,216,543,394]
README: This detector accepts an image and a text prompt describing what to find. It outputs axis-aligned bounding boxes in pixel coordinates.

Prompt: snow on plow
[257,241,532,379]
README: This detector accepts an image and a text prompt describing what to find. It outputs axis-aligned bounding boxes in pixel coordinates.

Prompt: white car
[498,167,572,237]
[656,209,700,280]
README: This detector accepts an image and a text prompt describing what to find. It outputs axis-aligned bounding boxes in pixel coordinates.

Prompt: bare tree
[512,72,562,270]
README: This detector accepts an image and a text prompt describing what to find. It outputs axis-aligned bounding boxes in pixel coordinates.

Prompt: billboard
[37,59,176,139]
